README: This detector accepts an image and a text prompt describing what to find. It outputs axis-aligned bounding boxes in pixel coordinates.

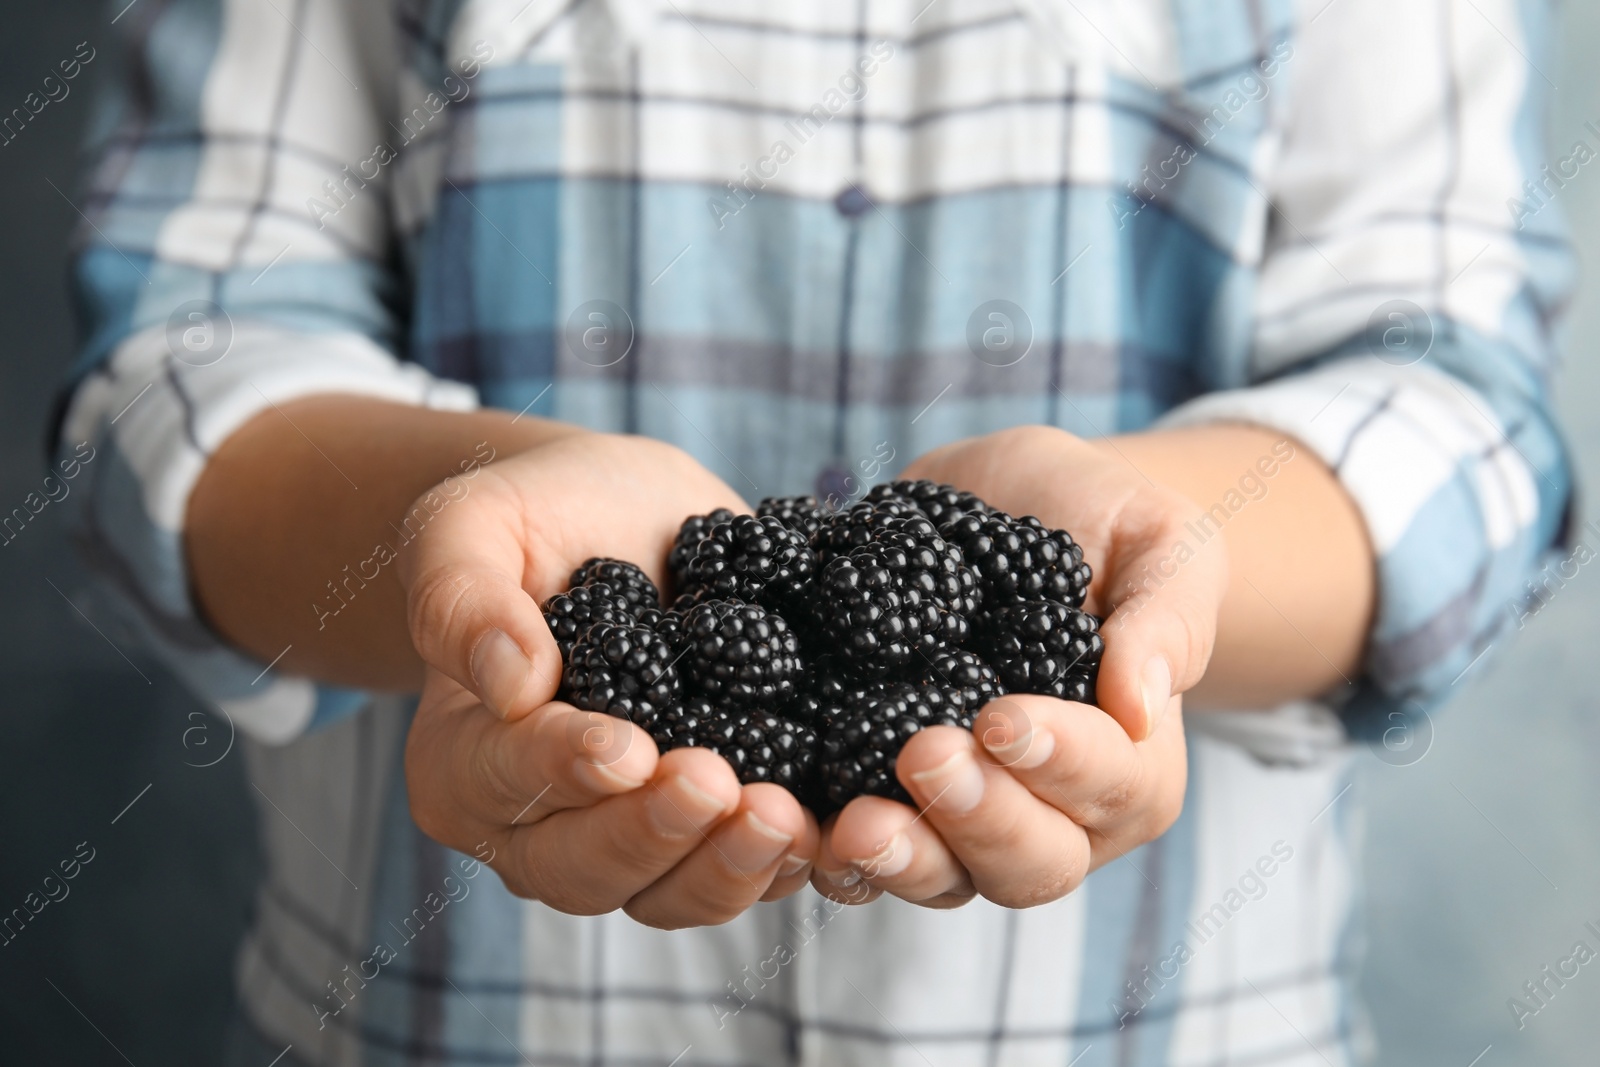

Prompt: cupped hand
[813,425,1226,909]
[399,432,820,927]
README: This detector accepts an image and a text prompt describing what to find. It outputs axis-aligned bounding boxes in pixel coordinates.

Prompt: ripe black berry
[680,514,816,604]
[569,557,659,615]
[864,479,990,526]
[542,583,636,660]
[816,548,929,675]
[635,606,686,650]
[564,620,681,721]
[819,683,971,806]
[757,494,827,540]
[922,650,1005,713]
[978,601,1103,702]
[813,500,923,563]
[668,508,737,591]
[649,699,818,790]
[941,512,1092,609]
[814,512,980,674]
[786,660,875,732]
[681,600,804,708]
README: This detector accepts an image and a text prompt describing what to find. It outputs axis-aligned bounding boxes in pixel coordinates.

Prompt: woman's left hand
[811,425,1227,908]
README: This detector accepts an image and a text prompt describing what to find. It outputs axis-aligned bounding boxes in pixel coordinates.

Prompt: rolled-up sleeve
[1159,0,1575,736]
[58,0,476,742]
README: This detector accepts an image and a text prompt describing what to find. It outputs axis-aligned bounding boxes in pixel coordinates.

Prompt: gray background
[0,2,1594,1064]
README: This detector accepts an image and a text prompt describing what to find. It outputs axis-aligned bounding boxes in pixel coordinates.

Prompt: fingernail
[720,812,794,873]
[1140,657,1172,737]
[471,629,531,718]
[646,775,728,836]
[851,832,912,880]
[572,756,646,793]
[778,854,810,878]
[908,748,986,815]
[981,710,1055,770]
[818,866,862,889]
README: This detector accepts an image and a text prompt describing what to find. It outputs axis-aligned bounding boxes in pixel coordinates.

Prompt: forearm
[186,395,583,690]
[1104,424,1375,710]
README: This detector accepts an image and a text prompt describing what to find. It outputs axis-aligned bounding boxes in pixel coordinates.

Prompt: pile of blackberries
[542,481,1103,815]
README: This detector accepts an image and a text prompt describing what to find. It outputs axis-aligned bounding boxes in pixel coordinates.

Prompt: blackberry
[940,511,1092,609]
[757,494,827,540]
[819,683,972,807]
[680,514,816,604]
[635,606,686,650]
[681,599,804,708]
[669,589,711,614]
[668,508,738,591]
[815,515,980,674]
[542,583,636,660]
[979,601,1103,703]
[864,479,990,526]
[813,500,923,563]
[569,557,660,615]
[564,620,681,721]
[648,697,738,751]
[816,548,928,676]
[818,508,980,616]
[786,660,876,732]
[921,650,1005,713]
[649,700,818,790]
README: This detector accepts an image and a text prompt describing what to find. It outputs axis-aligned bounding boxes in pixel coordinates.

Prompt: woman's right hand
[399,433,822,927]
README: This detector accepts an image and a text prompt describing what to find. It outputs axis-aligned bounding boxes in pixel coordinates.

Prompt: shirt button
[834,185,873,218]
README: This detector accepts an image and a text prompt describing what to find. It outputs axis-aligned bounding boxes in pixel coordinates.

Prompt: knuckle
[998,424,1074,453]
[1140,776,1187,841]
[989,866,1077,909]
[623,899,704,931]
[405,566,476,657]
[516,853,613,916]
[474,735,532,817]
[1085,758,1146,825]
[490,863,539,901]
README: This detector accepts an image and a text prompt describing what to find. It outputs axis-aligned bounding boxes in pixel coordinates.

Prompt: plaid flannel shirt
[58,0,1573,1063]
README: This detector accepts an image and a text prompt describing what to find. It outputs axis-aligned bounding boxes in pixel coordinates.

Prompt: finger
[810,815,886,907]
[623,782,811,929]
[762,803,822,902]
[822,795,975,908]
[973,695,1187,847]
[1096,502,1227,740]
[400,470,564,720]
[882,724,1094,909]
[406,673,660,844]
[498,747,744,913]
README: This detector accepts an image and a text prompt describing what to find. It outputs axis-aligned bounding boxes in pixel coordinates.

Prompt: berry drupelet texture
[564,620,682,721]
[681,599,805,708]
[865,479,990,526]
[680,514,816,604]
[818,683,972,807]
[940,512,1092,609]
[978,601,1104,704]
[668,508,738,590]
[569,557,660,615]
[757,494,828,540]
[542,582,637,660]
[648,700,818,790]
[922,650,1006,713]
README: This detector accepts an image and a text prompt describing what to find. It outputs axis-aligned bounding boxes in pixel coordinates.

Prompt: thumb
[399,490,563,720]
[1094,535,1226,743]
